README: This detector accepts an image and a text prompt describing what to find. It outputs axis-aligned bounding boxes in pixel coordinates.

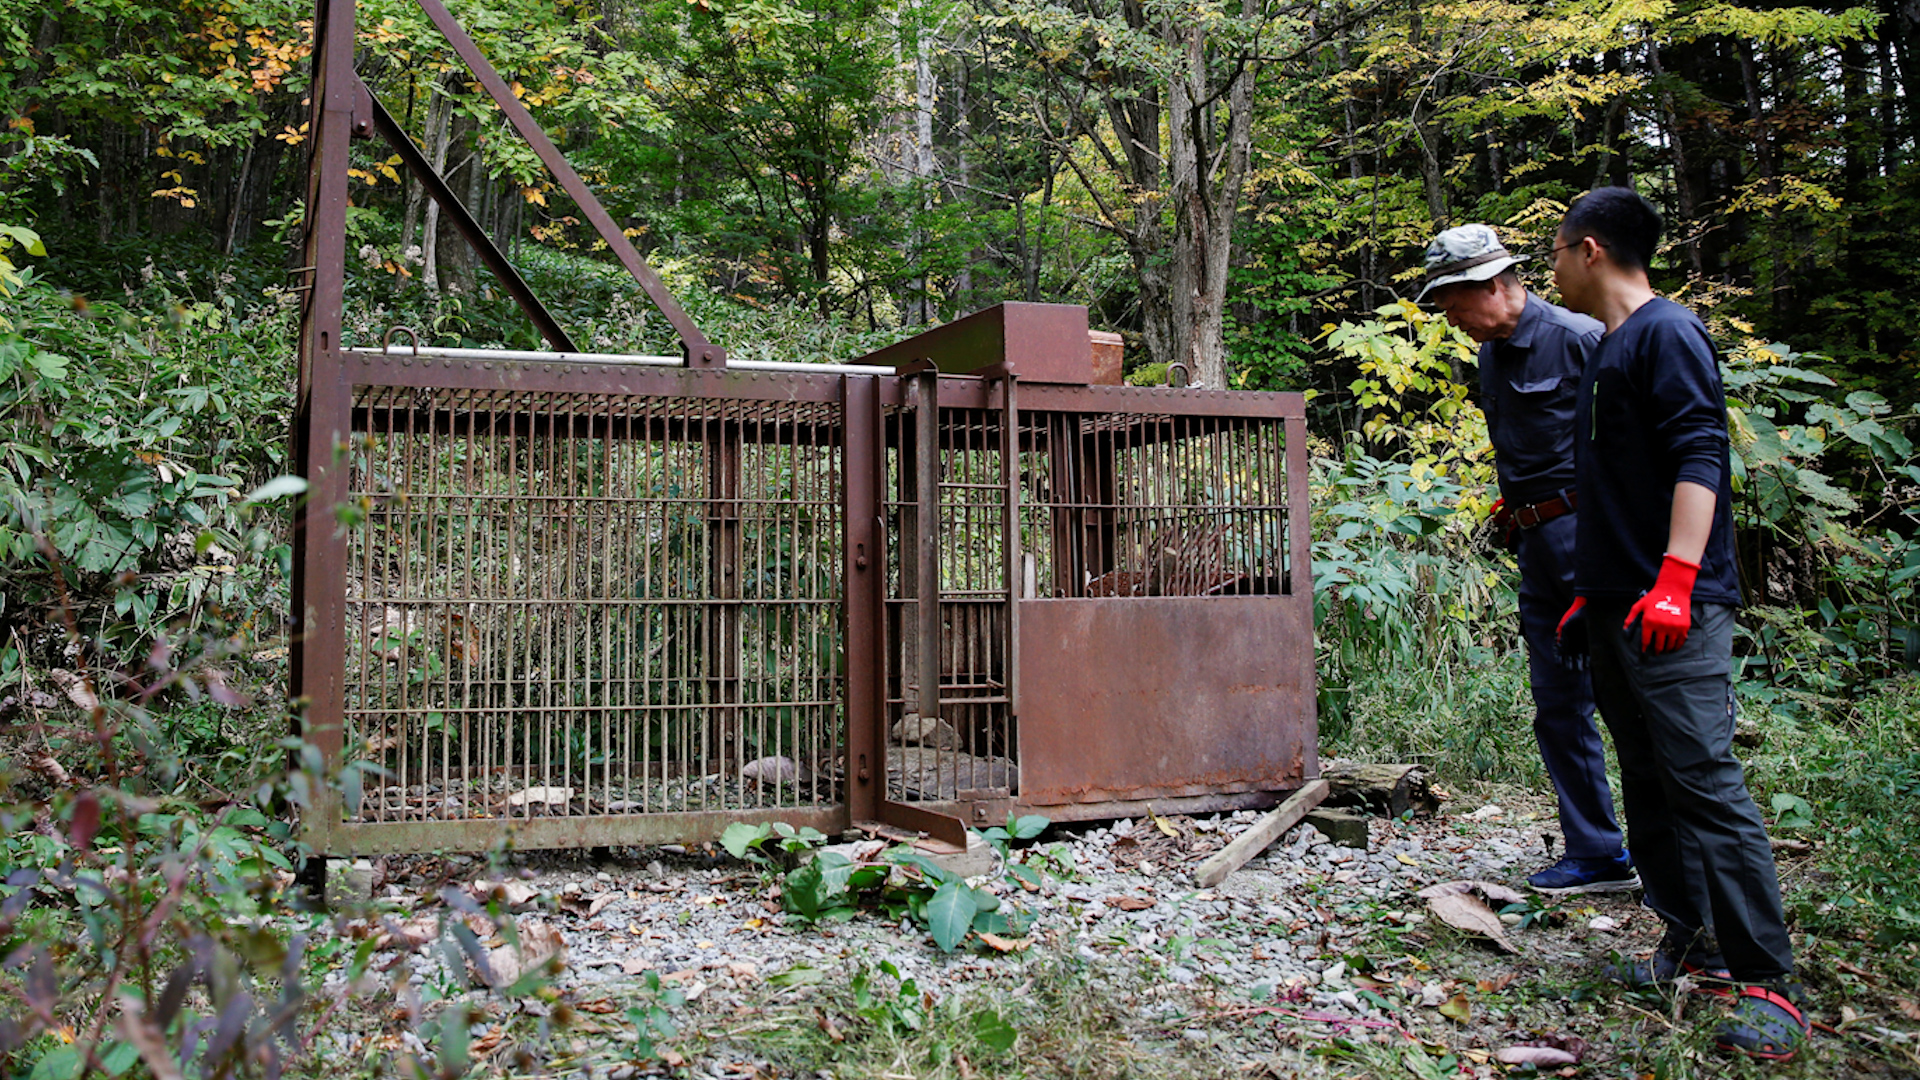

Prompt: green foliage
[720,820,832,870]
[978,813,1049,856]
[1723,340,1920,702]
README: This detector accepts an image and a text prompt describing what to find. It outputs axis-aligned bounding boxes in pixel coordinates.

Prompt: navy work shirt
[1572,297,1741,607]
[1478,293,1602,505]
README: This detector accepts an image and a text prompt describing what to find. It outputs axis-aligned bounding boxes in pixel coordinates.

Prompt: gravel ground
[316,785,1784,1077]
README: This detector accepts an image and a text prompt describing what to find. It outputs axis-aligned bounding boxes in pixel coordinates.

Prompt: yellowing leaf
[1438,993,1471,1023]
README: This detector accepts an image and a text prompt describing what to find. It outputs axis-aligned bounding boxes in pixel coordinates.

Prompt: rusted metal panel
[860,303,1093,385]
[1088,331,1124,386]
[1015,597,1317,806]
[345,351,843,403]
[327,806,851,856]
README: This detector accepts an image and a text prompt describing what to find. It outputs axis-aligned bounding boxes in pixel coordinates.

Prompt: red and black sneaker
[1714,985,1809,1061]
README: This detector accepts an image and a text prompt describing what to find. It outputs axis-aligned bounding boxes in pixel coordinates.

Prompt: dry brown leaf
[976,932,1032,953]
[469,1027,505,1058]
[621,957,650,976]
[1106,896,1154,911]
[1438,993,1471,1023]
[471,879,540,909]
[1896,998,1920,1022]
[1422,891,1517,953]
[27,751,71,786]
[576,997,620,1014]
[49,669,98,711]
[507,786,574,808]
[475,920,564,987]
[1495,1047,1577,1067]
[376,914,439,951]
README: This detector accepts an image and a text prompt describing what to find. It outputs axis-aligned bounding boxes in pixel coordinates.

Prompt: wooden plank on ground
[1194,778,1331,888]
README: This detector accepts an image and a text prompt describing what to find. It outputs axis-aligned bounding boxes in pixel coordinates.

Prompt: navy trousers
[1516,513,1626,860]
[1587,599,1796,982]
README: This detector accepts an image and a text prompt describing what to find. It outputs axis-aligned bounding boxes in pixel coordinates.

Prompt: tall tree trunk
[1647,44,1704,276]
[420,79,454,294]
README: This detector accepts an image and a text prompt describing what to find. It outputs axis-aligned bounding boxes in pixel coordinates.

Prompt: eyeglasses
[1545,237,1607,259]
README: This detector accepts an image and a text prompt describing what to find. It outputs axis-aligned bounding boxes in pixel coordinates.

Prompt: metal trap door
[881,371,1020,835]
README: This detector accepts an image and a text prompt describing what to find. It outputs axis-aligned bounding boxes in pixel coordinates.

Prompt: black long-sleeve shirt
[1478,293,1602,505]
[1572,297,1741,606]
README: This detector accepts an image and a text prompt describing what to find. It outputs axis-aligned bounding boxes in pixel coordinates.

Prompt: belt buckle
[1516,504,1542,529]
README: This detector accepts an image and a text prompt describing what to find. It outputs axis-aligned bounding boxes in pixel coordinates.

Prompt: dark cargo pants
[1586,598,1796,982]
[1517,514,1625,860]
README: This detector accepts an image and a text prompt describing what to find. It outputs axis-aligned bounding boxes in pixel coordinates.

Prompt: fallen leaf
[977,932,1031,953]
[1461,1049,1489,1064]
[1896,998,1920,1022]
[621,958,649,976]
[1841,1005,1861,1026]
[1152,813,1179,838]
[375,914,439,951]
[27,752,70,786]
[1395,853,1419,866]
[1421,891,1517,953]
[1416,879,1525,905]
[469,1027,505,1057]
[1496,1047,1577,1066]
[471,879,540,909]
[475,920,564,987]
[662,1051,685,1067]
[49,669,98,711]
[1438,993,1471,1023]
[727,962,758,979]
[662,968,702,983]
[1588,916,1619,932]
[576,997,620,1014]
[507,786,574,808]
[818,1011,844,1043]
[1106,896,1154,911]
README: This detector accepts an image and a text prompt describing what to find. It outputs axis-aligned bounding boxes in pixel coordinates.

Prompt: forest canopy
[0,0,1912,394]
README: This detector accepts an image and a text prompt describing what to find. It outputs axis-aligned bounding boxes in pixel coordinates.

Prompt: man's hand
[1489,497,1518,552]
[1555,597,1589,670]
[1624,553,1701,653]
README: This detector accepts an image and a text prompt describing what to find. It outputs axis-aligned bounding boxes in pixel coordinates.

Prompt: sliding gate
[288,0,1315,859]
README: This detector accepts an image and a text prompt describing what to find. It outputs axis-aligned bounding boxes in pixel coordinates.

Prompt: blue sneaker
[1526,852,1640,895]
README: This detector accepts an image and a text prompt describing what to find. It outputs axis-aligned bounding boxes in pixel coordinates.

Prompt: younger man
[1551,187,1804,1061]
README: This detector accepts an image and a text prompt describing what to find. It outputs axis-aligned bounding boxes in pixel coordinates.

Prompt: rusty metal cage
[289,0,1316,863]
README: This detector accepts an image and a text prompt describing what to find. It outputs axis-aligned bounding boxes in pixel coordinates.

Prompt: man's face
[1550,229,1596,313]
[1430,278,1518,343]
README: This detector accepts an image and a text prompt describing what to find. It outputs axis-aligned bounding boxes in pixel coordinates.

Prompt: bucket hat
[1417,223,1527,301]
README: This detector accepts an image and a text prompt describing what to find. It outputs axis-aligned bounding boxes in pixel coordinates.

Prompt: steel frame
[291,0,1317,865]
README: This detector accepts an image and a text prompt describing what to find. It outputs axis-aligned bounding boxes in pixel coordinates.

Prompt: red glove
[1624,553,1700,653]
[1555,597,1589,670]
[1489,498,1517,551]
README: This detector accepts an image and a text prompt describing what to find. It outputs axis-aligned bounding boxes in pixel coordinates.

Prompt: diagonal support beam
[408,0,723,367]
[358,78,577,353]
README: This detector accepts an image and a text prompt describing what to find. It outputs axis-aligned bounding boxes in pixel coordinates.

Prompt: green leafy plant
[720,820,831,870]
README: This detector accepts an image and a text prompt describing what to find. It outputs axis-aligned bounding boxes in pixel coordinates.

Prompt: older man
[1417,224,1635,895]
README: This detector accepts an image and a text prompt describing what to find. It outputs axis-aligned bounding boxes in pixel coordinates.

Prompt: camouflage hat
[1416,223,1528,301]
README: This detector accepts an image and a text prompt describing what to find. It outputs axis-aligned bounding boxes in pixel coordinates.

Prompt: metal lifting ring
[382,326,422,354]
[1165,361,1192,388]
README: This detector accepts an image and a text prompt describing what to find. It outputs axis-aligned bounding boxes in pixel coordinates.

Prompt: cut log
[1194,779,1330,888]
[1323,763,1435,818]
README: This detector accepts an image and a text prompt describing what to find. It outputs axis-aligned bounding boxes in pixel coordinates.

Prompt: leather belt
[1513,489,1577,529]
